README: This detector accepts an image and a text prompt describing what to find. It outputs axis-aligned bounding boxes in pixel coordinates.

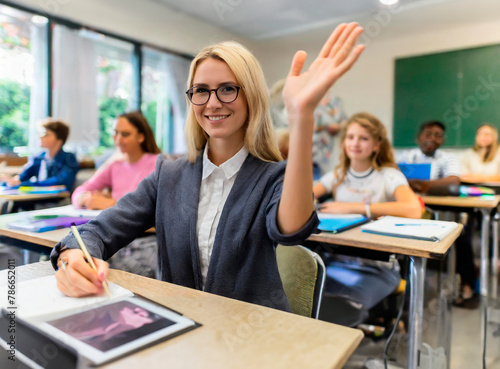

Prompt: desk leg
[491,213,499,299]
[479,209,491,297]
[479,209,491,369]
[408,256,427,369]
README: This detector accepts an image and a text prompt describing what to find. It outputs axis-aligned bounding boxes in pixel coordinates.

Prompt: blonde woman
[461,124,500,182]
[51,23,365,311]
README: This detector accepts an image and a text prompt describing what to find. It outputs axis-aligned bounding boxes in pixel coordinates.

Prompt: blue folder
[398,163,431,180]
[317,214,369,233]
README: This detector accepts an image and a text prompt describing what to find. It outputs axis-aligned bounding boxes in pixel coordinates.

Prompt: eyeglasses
[186,84,241,105]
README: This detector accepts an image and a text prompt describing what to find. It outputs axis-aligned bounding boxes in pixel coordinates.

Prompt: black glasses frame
[186,85,241,105]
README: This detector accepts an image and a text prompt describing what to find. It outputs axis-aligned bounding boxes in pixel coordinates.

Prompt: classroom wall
[14,0,247,56]
[251,0,500,144]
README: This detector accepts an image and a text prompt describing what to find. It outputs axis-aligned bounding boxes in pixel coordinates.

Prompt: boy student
[398,120,460,194]
[51,23,365,311]
[4,119,79,191]
[399,121,477,308]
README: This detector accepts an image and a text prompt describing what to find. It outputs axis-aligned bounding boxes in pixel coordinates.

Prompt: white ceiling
[148,0,452,40]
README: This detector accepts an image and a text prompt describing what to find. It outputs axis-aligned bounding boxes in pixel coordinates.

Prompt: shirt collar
[202,145,249,180]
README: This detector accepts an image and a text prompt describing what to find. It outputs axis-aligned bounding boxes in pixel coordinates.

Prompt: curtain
[28,23,48,152]
[52,24,99,153]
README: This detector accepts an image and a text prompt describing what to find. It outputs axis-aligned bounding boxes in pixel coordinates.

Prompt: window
[142,47,190,154]
[0,5,48,153]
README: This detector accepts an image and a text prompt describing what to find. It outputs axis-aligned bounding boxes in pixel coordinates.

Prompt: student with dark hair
[4,119,78,190]
[71,111,161,278]
[399,120,477,308]
[51,23,365,310]
[398,120,460,194]
[73,111,161,210]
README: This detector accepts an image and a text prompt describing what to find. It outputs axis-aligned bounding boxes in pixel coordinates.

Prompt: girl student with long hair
[313,112,421,313]
[314,112,421,219]
[71,111,161,278]
[461,123,500,182]
[50,23,365,311]
[73,111,161,210]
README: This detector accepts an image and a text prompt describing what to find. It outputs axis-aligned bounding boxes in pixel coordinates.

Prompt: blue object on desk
[398,163,431,180]
[7,216,93,233]
[317,214,369,233]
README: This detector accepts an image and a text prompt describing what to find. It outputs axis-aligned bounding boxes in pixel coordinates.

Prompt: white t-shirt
[319,166,409,203]
[460,148,500,176]
[397,148,460,180]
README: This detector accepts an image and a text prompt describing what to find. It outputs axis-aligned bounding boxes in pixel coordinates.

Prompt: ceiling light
[379,0,399,5]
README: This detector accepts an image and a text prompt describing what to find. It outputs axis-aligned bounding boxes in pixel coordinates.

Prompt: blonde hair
[334,112,397,188]
[474,123,499,163]
[185,41,282,163]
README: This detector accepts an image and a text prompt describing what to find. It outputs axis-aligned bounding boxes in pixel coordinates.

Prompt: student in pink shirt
[73,111,161,209]
[72,111,161,278]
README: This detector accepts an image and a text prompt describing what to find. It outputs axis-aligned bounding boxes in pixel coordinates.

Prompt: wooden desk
[0,206,155,248]
[0,191,69,202]
[309,225,462,259]
[308,223,462,369]
[9,262,363,369]
[421,195,500,210]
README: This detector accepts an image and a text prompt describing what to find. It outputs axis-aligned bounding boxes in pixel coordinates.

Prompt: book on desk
[317,213,369,233]
[7,215,94,232]
[361,216,458,242]
[0,275,199,368]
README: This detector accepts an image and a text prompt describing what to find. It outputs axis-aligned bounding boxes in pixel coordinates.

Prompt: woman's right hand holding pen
[55,249,109,297]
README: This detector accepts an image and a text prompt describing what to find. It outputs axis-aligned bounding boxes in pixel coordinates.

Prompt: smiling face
[113,117,144,155]
[191,58,248,148]
[476,125,496,148]
[343,123,380,163]
[417,125,445,157]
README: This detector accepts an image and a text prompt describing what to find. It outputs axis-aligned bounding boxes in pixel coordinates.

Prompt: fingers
[93,257,109,282]
[55,249,108,297]
[332,26,365,66]
[288,50,307,77]
[327,22,359,60]
[318,23,347,58]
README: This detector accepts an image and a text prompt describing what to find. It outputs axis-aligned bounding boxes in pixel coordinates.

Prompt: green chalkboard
[393,44,500,148]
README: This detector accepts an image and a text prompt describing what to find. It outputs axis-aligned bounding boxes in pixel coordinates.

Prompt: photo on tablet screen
[47,300,176,352]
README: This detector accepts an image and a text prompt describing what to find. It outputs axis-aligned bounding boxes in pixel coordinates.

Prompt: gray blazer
[51,154,319,311]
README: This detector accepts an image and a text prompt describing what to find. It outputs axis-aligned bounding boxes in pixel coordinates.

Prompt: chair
[276,245,325,319]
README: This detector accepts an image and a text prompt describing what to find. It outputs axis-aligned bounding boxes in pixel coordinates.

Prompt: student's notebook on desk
[18,185,67,194]
[0,275,199,368]
[317,213,369,233]
[361,216,458,242]
[7,215,93,232]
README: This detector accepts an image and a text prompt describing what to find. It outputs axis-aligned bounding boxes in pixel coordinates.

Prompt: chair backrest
[276,245,325,319]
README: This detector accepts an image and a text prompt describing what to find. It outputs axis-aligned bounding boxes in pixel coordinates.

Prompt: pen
[70,223,111,297]
[395,223,442,226]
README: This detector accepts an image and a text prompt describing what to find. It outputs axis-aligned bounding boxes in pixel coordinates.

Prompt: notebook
[398,163,431,180]
[361,216,458,242]
[18,185,67,194]
[0,275,198,367]
[317,213,370,233]
[7,216,93,232]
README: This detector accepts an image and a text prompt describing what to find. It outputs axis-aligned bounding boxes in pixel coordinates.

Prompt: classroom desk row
[0,205,463,369]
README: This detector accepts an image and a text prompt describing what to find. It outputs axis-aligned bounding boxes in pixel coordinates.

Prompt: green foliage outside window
[98,96,128,148]
[0,80,30,152]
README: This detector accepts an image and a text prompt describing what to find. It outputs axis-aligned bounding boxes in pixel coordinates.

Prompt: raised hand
[282,22,364,124]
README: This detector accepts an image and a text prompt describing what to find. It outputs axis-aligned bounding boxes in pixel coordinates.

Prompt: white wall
[251,0,500,144]
[15,0,248,55]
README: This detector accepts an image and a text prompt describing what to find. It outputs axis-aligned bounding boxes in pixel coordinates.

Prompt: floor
[334,264,500,369]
